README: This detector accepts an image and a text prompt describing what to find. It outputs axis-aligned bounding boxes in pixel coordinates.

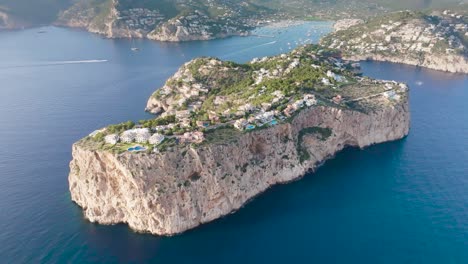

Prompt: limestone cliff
[69,45,410,235]
[70,100,409,236]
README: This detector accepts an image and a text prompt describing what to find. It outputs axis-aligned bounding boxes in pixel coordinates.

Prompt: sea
[0,21,467,263]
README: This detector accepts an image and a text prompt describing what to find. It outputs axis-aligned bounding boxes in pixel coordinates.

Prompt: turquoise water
[0,22,467,263]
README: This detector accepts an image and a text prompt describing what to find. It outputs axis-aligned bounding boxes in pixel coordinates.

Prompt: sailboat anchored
[129,30,140,51]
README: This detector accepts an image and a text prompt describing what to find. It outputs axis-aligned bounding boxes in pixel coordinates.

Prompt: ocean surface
[0,22,467,263]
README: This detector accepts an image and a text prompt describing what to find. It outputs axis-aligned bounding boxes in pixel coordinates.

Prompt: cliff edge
[69,45,410,235]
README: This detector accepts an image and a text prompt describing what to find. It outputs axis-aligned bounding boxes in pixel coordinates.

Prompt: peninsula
[69,44,410,235]
[320,9,468,73]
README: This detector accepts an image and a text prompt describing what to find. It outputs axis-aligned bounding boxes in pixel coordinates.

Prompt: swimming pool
[127,146,147,152]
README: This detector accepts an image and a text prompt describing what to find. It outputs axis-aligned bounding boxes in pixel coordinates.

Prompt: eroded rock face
[69,100,410,235]
[345,53,468,74]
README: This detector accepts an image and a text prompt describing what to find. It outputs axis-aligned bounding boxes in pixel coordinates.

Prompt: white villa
[234,118,248,130]
[304,94,317,106]
[105,134,119,145]
[135,128,151,143]
[149,133,165,145]
[121,128,151,143]
[180,131,205,144]
[121,130,136,143]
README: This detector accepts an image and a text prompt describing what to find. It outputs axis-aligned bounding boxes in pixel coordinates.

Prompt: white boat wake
[48,60,108,65]
[0,59,108,69]
[221,41,277,59]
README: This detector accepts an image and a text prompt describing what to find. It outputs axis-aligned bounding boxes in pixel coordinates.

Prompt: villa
[134,128,151,143]
[121,128,151,143]
[333,95,343,104]
[104,134,119,145]
[196,120,211,128]
[121,130,136,143]
[234,118,248,130]
[304,94,317,106]
[176,110,191,120]
[180,131,205,144]
[149,133,165,145]
[284,104,297,117]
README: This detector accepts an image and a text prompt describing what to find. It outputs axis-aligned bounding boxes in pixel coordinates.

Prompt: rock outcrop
[69,98,409,236]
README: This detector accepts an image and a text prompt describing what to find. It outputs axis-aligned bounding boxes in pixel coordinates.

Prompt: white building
[303,94,317,107]
[234,118,248,130]
[149,133,165,145]
[105,134,119,145]
[121,128,151,143]
[134,128,151,143]
[121,130,136,143]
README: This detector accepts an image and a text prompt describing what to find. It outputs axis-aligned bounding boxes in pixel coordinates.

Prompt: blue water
[0,22,467,263]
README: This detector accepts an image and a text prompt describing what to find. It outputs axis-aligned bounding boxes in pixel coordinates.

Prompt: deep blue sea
[0,22,467,263]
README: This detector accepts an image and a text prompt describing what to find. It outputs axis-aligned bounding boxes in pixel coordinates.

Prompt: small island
[69,44,410,235]
[320,9,468,73]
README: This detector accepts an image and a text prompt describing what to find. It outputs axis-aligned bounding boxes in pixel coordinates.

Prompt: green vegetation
[107,121,135,134]
[203,126,241,145]
[139,115,176,128]
[297,127,332,163]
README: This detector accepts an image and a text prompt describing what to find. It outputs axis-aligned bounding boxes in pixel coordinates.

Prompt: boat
[131,47,140,52]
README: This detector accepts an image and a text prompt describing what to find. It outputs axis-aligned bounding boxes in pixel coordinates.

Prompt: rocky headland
[69,45,410,235]
[321,10,468,74]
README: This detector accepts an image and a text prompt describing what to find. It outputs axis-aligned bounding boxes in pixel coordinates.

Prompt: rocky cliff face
[69,98,410,235]
[344,53,468,74]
